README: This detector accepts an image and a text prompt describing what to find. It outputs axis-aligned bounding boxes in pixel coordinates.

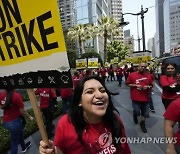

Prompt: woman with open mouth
[39,75,131,154]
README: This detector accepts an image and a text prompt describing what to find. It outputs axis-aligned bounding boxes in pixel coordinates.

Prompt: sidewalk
[4,115,62,154]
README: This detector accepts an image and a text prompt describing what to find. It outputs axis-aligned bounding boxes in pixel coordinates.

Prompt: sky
[122,0,156,51]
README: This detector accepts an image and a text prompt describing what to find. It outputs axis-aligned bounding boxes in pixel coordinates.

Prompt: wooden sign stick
[26,89,50,147]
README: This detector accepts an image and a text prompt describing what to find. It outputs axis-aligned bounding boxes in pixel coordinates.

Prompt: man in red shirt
[72,71,81,89]
[100,67,107,83]
[126,63,153,133]
[116,66,123,86]
[59,88,73,114]
[164,99,180,154]
[35,88,57,138]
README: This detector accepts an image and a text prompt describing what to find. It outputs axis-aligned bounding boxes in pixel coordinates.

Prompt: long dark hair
[1,89,14,109]
[68,75,123,149]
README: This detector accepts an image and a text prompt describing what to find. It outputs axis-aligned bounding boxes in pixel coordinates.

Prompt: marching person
[35,88,57,138]
[0,89,33,154]
[72,71,81,89]
[39,76,131,154]
[126,63,153,133]
[100,66,107,84]
[116,66,123,87]
[123,64,130,81]
[107,65,115,81]
[59,88,73,114]
[160,62,180,109]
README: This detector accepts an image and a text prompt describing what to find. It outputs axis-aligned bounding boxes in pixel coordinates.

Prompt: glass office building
[76,0,111,60]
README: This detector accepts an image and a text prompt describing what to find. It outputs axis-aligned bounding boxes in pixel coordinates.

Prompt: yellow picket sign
[76,59,87,69]
[88,58,98,68]
[113,57,119,64]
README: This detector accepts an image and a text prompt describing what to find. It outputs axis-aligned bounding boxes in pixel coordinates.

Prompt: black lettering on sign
[22,19,43,54]
[0,7,6,32]
[2,30,21,59]
[15,27,26,56]
[37,11,58,50]
[0,0,22,32]
[0,46,5,61]
[0,10,59,62]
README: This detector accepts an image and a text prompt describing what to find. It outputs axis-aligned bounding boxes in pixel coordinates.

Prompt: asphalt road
[106,80,166,154]
[3,79,173,154]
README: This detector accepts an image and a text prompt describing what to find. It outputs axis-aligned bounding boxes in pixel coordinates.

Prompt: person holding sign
[35,88,57,138]
[0,89,34,154]
[39,76,131,154]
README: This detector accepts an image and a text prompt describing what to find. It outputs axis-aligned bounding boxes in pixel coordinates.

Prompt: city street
[4,79,170,154]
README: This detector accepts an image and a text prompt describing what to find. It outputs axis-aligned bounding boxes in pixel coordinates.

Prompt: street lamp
[121,5,148,52]
[119,17,129,27]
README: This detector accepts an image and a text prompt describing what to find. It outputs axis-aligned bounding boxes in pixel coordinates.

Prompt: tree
[98,16,121,62]
[83,24,99,53]
[67,24,86,55]
[67,24,98,56]
[67,50,77,68]
[107,40,130,62]
[81,51,103,66]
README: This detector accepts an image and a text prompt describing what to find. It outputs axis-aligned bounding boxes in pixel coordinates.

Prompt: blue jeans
[132,101,149,118]
[62,95,73,114]
[3,117,26,154]
[116,75,123,86]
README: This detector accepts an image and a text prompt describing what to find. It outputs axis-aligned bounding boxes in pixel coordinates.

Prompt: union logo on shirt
[98,132,116,154]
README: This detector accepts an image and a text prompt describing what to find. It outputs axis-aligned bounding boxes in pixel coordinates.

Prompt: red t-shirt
[54,115,131,154]
[116,67,123,76]
[0,90,24,122]
[59,88,73,98]
[72,75,81,89]
[160,75,180,99]
[163,100,180,146]
[123,68,129,76]
[100,68,107,77]
[126,71,153,102]
[35,88,57,108]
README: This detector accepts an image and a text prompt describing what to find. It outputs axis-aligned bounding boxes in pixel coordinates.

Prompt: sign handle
[26,89,50,147]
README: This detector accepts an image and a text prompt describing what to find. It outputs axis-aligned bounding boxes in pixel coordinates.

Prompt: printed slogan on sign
[0,0,72,88]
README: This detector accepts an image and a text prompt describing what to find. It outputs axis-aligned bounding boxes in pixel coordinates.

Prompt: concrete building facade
[124,30,134,56]
[110,0,123,41]
[155,0,165,57]
[147,37,155,58]
[57,0,77,51]
[164,0,180,53]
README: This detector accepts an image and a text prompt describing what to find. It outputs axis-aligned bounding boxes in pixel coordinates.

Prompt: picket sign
[0,0,72,147]
[26,89,50,146]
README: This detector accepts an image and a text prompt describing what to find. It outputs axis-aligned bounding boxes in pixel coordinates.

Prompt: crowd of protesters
[1,61,180,153]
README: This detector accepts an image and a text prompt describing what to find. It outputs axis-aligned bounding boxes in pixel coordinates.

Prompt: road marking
[155,82,162,93]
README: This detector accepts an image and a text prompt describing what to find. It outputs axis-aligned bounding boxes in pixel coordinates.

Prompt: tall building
[147,37,155,58]
[124,29,130,38]
[75,0,111,60]
[164,0,180,53]
[124,30,134,56]
[155,0,165,57]
[57,0,77,51]
[110,0,123,41]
